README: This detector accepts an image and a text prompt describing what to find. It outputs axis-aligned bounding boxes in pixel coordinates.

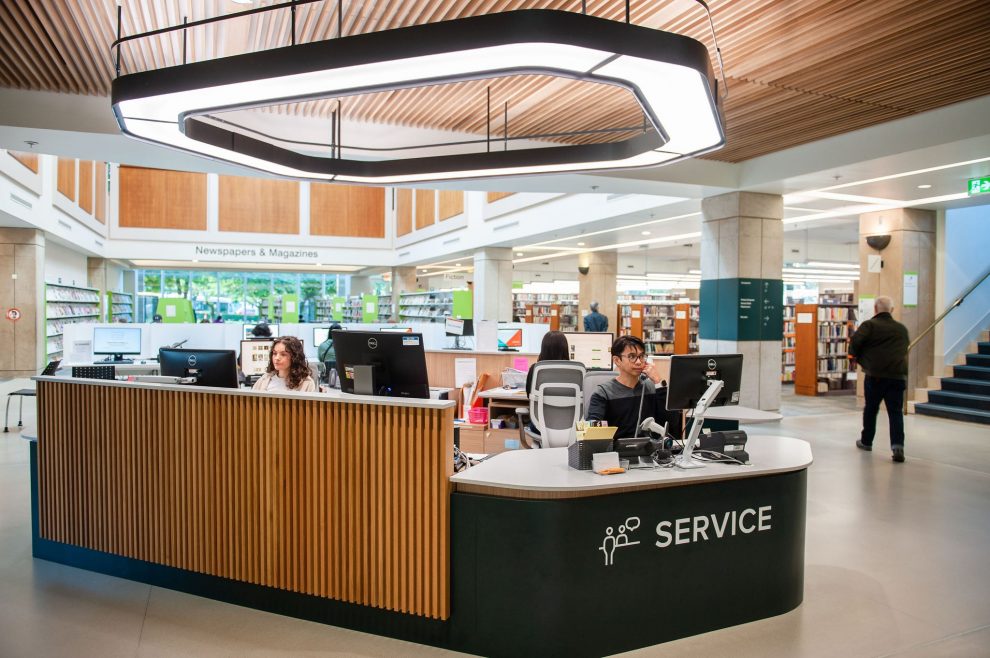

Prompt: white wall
[45,239,89,287]
[943,204,990,363]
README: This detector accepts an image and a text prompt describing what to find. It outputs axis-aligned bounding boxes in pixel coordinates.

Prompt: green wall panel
[699,277,783,341]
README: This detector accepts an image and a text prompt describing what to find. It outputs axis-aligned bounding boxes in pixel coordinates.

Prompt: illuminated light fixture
[806,261,859,269]
[111,9,724,184]
[917,184,932,189]
[515,252,525,256]
[642,230,651,235]
[577,242,586,246]
[455,263,462,266]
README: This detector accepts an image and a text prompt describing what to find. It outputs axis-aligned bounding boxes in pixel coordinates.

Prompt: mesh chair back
[583,370,614,412]
[530,361,586,448]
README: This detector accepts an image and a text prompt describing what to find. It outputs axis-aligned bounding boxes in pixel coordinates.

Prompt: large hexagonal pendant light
[112,9,724,184]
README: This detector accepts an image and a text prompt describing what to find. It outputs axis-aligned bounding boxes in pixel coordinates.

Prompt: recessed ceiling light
[577,242,586,246]
[421,269,429,273]
[516,252,524,256]
[642,230,651,235]
[315,263,322,267]
[917,184,932,189]
[455,263,462,266]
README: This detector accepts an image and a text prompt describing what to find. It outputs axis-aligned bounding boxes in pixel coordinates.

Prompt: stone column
[87,257,124,321]
[390,266,418,321]
[577,251,617,332]
[0,229,45,377]
[473,248,514,322]
[858,208,936,401]
[349,275,373,296]
[699,192,784,410]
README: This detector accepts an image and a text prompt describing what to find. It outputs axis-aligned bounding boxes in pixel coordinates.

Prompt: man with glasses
[587,335,682,439]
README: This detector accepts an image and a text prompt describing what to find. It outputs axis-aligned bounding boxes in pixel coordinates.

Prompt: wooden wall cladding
[57,157,76,201]
[77,160,93,214]
[219,176,299,234]
[119,166,207,230]
[438,191,464,221]
[487,192,514,203]
[8,151,39,173]
[310,184,385,238]
[415,190,436,230]
[396,189,413,237]
[37,380,454,620]
[94,161,106,223]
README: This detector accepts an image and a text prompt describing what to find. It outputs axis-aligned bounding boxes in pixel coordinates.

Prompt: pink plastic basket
[467,407,489,424]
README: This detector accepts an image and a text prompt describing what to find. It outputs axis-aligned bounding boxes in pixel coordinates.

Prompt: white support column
[578,251,617,332]
[473,247,514,322]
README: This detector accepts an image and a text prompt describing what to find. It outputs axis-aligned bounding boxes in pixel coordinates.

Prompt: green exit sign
[969,177,990,196]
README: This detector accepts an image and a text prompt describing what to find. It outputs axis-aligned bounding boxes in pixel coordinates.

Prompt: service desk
[28,377,810,658]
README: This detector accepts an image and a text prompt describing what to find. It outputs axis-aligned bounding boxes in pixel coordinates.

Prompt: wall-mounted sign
[6,308,21,321]
[903,272,918,307]
[968,176,990,196]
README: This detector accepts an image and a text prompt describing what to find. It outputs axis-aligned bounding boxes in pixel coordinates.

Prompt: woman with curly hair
[252,336,317,392]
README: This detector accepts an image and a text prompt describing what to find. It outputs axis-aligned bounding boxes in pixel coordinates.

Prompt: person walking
[584,301,609,332]
[849,295,910,462]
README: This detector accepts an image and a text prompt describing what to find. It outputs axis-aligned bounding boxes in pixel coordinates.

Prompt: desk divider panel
[36,381,453,619]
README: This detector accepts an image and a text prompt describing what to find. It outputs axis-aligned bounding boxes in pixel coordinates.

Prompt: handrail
[908,265,990,353]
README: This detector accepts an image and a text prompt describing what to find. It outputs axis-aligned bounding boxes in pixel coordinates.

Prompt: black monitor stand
[98,354,134,364]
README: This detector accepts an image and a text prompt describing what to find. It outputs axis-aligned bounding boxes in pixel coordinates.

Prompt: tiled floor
[1,378,988,657]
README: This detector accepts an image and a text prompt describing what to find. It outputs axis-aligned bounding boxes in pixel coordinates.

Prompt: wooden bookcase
[794,296,857,396]
[782,304,796,383]
[618,300,698,355]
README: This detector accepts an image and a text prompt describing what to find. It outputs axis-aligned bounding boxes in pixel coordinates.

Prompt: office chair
[583,369,614,413]
[514,360,586,449]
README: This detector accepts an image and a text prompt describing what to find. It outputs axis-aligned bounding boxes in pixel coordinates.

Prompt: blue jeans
[861,376,906,448]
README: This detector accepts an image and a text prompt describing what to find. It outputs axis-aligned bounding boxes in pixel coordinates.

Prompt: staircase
[914,334,990,425]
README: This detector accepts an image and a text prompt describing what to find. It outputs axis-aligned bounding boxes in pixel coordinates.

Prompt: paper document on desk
[455,358,477,388]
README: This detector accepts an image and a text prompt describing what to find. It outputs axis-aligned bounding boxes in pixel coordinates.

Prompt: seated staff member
[586,335,682,439]
[253,336,317,392]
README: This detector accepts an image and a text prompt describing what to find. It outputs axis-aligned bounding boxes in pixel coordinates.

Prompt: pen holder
[568,438,614,471]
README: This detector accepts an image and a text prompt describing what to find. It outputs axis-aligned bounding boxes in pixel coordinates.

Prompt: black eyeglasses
[619,353,647,364]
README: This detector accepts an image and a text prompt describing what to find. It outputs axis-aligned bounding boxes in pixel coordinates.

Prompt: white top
[451,435,812,494]
[266,373,288,391]
[33,376,455,410]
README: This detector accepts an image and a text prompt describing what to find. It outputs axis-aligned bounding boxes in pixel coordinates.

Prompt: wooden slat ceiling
[1,0,989,162]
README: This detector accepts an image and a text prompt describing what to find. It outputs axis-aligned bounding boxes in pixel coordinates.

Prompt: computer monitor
[666,354,743,410]
[444,318,474,337]
[159,348,239,389]
[243,323,279,339]
[564,331,613,370]
[332,330,430,399]
[93,326,142,361]
[240,339,274,377]
[314,325,346,347]
[379,326,413,333]
[497,327,523,351]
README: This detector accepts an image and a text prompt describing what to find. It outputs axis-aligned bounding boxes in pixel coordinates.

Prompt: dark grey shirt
[587,377,682,439]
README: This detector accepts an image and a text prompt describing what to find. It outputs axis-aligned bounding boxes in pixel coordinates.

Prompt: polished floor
[0,378,988,657]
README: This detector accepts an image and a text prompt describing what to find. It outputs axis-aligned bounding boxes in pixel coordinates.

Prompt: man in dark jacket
[583,301,609,332]
[849,295,910,462]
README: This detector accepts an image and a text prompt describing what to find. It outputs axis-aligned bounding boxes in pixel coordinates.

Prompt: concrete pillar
[699,192,784,410]
[858,208,936,401]
[88,257,125,321]
[349,275,373,296]
[390,266,418,321]
[578,251,617,332]
[0,229,45,377]
[473,248,514,322]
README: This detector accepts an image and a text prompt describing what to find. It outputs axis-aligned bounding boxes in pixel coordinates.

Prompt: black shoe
[856,440,872,451]
[892,447,905,463]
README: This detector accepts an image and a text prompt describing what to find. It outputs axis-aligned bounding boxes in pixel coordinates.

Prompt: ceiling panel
[1,0,988,162]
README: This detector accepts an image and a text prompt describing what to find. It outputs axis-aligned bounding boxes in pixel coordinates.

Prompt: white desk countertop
[451,435,812,494]
[699,406,783,423]
[478,387,528,400]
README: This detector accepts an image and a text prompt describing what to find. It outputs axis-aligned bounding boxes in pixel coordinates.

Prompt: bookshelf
[45,283,101,360]
[398,289,472,323]
[377,293,394,322]
[258,294,299,323]
[315,296,346,322]
[618,298,699,355]
[782,304,796,383]
[106,290,133,323]
[794,292,857,395]
[342,294,378,323]
[513,293,578,330]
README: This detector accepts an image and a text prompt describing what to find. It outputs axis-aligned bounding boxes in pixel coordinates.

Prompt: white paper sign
[365,302,376,314]
[631,310,641,319]
[165,306,177,317]
[867,255,882,273]
[903,272,918,307]
[285,300,296,313]
[71,340,92,360]
[858,295,874,326]
[675,310,687,320]
[797,312,813,324]
[454,358,477,388]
